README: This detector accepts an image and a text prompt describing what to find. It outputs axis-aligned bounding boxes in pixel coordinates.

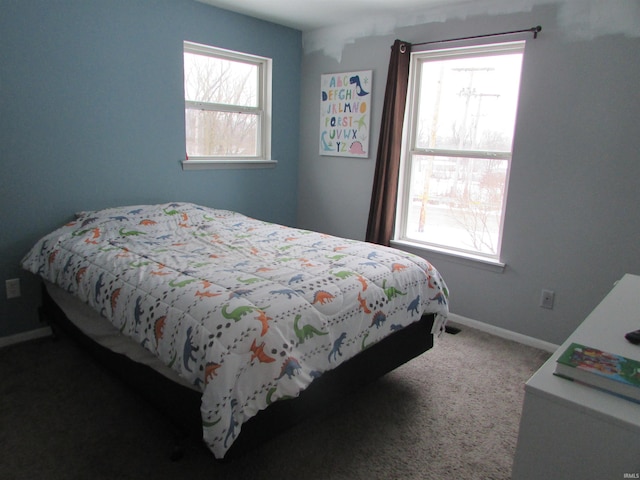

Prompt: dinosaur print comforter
[22,202,449,458]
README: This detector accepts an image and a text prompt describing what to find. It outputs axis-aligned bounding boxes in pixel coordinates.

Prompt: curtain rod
[409,25,541,49]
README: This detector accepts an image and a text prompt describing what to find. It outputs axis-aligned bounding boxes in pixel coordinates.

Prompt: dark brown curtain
[365,39,412,246]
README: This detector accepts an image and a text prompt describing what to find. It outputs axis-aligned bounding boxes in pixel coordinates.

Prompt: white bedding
[22,202,449,458]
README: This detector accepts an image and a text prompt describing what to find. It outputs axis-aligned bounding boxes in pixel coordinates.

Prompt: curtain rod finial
[534,25,542,39]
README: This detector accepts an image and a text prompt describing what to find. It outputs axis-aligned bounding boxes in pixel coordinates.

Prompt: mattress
[22,202,449,458]
[44,280,197,391]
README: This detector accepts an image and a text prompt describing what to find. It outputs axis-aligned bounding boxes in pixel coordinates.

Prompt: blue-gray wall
[0,0,301,337]
[297,3,640,345]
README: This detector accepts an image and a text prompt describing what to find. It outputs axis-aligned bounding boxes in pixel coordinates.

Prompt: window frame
[394,41,525,266]
[181,41,275,170]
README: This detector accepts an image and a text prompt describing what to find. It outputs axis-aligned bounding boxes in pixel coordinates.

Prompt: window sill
[180,159,278,170]
[390,239,506,273]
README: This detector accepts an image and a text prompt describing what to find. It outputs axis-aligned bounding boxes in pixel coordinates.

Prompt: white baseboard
[447,313,559,353]
[0,327,53,349]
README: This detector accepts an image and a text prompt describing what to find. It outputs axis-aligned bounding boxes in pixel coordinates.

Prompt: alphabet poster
[320,70,372,158]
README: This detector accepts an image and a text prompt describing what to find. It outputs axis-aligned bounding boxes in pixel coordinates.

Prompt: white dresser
[511,273,640,480]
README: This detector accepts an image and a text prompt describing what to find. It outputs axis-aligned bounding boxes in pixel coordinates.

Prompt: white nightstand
[512,273,640,480]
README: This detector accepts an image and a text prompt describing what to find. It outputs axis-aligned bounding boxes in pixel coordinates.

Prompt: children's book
[554,342,640,403]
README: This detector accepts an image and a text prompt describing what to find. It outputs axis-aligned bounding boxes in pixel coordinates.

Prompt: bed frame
[39,282,436,461]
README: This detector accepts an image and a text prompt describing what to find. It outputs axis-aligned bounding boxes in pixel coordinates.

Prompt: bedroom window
[395,41,524,263]
[182,41,273,170]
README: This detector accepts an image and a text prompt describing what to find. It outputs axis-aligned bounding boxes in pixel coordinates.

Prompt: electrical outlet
[540,289,555,309]
[6,278,21,299]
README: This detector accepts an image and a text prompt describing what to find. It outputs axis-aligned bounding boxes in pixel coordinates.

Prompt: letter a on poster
[319,70,372,158]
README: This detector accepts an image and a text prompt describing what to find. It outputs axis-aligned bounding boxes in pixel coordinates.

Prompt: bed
[22,202,449,460]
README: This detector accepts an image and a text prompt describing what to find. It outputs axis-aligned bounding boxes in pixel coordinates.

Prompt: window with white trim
[396,41,524,261]
[183,41,272,168]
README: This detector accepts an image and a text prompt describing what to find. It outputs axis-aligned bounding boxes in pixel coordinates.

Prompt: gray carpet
[0,322,550,480]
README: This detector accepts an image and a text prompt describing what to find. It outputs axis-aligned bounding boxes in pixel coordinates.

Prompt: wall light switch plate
[540,289,555,309]
[6,278,21,299]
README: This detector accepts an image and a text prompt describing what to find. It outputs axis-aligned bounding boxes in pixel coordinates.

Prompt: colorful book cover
[555,342,640,402]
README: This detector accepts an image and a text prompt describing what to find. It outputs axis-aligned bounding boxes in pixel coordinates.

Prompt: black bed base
[39,283,435,461]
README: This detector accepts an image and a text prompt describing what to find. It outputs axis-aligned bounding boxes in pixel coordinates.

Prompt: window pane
[404,155,508,256]
[415,53,522,152]
[184,52,258,108]
[185,109,257,157]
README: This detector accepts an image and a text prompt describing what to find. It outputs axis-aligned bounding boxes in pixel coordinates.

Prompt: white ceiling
[196,0,468,31]
[195,0,640,61]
